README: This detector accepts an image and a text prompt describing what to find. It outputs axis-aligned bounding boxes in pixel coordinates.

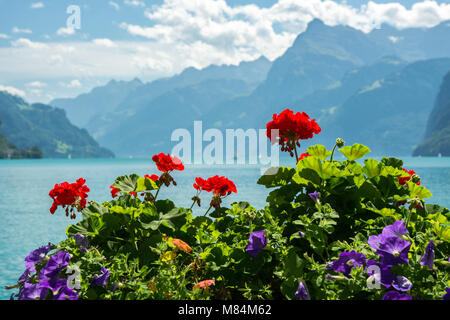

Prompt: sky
[1,0,450,103]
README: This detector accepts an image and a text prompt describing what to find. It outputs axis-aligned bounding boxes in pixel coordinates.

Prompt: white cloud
[12,27,32,34]
[11,38,48,49]
[2,0,450,89]
[67,80,82,88]
[57,27,76,36]
[30,2,44,9]
[124,0,145,8]
[0,33,9,39]
[109,1,120,10]
[26,81,47,88]
[92,38,117,47]
[0,85,26,97]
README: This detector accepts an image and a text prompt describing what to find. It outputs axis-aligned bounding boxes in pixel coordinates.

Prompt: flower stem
[293,144,299,165]
[203,205,213,217]
[330,143,338,162]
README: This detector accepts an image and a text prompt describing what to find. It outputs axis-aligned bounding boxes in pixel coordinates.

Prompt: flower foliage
[9,110,450,301]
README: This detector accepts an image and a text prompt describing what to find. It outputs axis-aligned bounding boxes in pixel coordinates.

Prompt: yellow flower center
[393,250,400,258]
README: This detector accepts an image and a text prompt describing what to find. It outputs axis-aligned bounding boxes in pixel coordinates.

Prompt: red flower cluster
[266,109,321,156]
[193,176,237,209]
[49,178,90,219]
[398,168,421,186]
[110,185,119,198]
[193,176,237,196]
[152,153,184,172]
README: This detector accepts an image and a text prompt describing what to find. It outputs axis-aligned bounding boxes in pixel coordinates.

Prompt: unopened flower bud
[336,138,345,148]
[411,174,421,184]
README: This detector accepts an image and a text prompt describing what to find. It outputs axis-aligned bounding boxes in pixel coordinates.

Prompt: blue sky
[1,0,450,103]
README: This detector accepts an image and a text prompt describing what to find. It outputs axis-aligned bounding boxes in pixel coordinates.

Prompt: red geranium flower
[49,178,90,219]
[110,185,119,198]
[398,168,421,186]
[152,153,184,172]
[193,176,237,209]
[266,109,321,156]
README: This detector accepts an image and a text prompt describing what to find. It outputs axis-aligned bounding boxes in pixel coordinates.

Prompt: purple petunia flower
[382,221,408,239]
[368,221,408,251]
[53,286,79,300]
[24,245,52,272]
[245,230,268,258]
[392,276,412,292]
[92,266,110,286]
[18,283,49,300]
[295,281,310,300]
[376,237,411,266]
[383,291,412,300]
[443,288,450,300]
[328,251,366,278]
[74,234,89,249]
[40,251,70,281]
[40,278,68,293]
[366,260,395,288]
[18,269,32,284]
[419,241,435,269]
[308,191,320,204]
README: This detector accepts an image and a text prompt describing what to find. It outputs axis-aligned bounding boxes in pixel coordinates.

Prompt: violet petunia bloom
[74,234,89,249]
[40,251,70,281]
[376,237,411,266]
[18,269,32,284]
[366,260,395,288]
[368,235,383,251]
[308,191,320,204]
[381,221,408,239]
[24,245,52,273]
[329,251,366,278]
[18,283,49,300]
[392,276,412,292]
[53,286,79,300]
[295,281,311,300]
[40,278,67,293]
[419,241,435,269]
[382,291,412,300]
[92,267,110,286]
[443,288,450,300]
[245,230,268,258]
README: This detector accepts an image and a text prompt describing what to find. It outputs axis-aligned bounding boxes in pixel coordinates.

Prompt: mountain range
[414,71,450,156]
[38,19,450,158]
[0,91,114,158]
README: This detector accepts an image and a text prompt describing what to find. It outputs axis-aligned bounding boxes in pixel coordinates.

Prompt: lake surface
[1,156,449,299]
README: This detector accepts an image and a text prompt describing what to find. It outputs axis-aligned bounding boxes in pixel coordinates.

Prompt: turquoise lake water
[1,156,449,299]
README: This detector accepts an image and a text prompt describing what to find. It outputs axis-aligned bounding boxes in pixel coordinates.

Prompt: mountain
[97,78,258,156]
[46,19,450,157]
[328,58,450,156]
[87,56,271,139]
[0,117,43,159]
[413,71,450,156]
[0,91,114,158]
[50,78,144,128]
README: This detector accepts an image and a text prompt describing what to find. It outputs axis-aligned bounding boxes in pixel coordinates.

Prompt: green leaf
[298,156,341,180]
[380,156,403,169]
[257,167,295,188]
[284,249,303,278]
[339,143,371,161]
[113,174,140,194]
[136,177,159,192]
[362,159,382,179]
[81,201,108,220]
[407,182,432,199]
[305,145,332,161]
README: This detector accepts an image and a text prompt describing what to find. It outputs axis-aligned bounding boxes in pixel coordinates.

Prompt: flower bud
[411,174,421,184]
[336,138,345,148]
